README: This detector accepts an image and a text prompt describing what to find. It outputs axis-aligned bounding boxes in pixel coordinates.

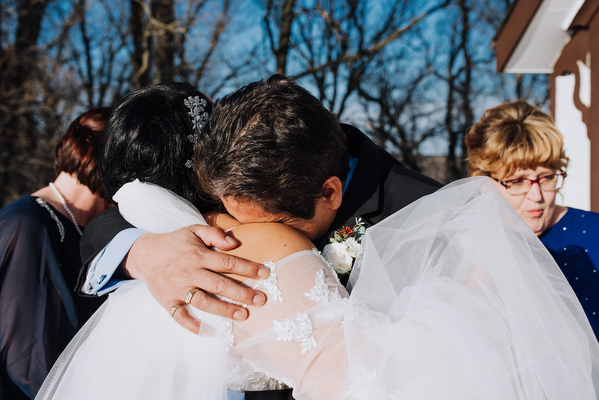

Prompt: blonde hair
[465,101,568,178]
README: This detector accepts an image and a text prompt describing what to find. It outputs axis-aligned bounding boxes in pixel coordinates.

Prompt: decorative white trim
[254,261,283,302]
[273,311,317,354]
[305,269,342,304]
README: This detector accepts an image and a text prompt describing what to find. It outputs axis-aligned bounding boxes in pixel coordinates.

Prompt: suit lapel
[322,127,383,247]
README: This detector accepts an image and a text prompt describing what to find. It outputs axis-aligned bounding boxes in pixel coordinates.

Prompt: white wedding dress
[37,177,599,399]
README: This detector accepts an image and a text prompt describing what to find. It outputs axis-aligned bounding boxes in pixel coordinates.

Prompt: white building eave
[503,0,584,74]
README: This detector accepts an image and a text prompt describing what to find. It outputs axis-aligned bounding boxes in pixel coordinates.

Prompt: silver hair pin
[183,95,210,168]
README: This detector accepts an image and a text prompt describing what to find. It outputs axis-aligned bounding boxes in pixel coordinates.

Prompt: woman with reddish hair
[0,108,111,399]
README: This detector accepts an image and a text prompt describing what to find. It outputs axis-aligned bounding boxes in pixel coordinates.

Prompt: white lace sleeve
[229,249,350,399]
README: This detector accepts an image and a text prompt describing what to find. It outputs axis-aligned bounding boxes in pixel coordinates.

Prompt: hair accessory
[184,96,209,140]
[183,95,210,168]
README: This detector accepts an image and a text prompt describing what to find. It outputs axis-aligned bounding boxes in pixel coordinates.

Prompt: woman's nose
[526,181,544,201]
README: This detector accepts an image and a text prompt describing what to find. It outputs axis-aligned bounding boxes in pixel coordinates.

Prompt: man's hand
[123,224,269,334]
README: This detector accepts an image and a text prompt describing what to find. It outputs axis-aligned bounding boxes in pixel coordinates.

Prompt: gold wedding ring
[168,304,183,318]
[185,288,200,304]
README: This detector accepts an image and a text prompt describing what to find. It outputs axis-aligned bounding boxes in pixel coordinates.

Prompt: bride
[37,83,599,399]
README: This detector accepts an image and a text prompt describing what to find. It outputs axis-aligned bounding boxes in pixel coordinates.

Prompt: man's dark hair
[55,107,112,198]
[99,82,211,209]
[195,75,349,219]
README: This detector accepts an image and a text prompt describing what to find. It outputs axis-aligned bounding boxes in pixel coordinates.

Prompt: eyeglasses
[493,172,567,195]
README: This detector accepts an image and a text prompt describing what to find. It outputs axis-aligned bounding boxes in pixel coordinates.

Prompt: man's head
[195,75,349,240]
[100,82,213,208]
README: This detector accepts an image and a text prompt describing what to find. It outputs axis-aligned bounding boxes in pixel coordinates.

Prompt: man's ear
[321,176,343,211]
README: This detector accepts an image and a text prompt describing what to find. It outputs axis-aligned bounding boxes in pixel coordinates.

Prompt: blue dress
[540,207,599,339]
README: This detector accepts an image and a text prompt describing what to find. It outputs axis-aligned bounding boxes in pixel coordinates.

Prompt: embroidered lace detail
[254,261,283,302]
[344,306,383,336]
[313,248,342,285]
[221,319,234,351]
[305,269,342,304]
[345,366,404,399]
[346,367,377,399]
[211,296,237,351]
[225,363,290,391]
[274,311,317,354]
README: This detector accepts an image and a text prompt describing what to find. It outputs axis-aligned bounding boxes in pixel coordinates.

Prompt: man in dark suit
[78,75,441,399]
[329,123,441,243]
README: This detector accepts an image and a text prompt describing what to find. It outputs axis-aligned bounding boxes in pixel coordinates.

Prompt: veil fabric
[37,178,599,399]
[344,177,599,398]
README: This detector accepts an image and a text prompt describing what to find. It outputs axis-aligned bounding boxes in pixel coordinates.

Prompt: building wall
[554,73,591,210]
[551,28,599,211]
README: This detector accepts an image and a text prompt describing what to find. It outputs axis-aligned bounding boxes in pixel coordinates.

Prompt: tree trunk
[275,0,295,76]
[0,0,52,206]
[131,0,151,88]
[152,0,176,82]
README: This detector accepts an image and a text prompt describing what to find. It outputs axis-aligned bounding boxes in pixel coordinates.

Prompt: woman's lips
[527,209,543,217]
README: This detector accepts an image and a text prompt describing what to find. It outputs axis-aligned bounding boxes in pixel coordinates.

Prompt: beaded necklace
[49,182,84,236]
[35,198,66,242]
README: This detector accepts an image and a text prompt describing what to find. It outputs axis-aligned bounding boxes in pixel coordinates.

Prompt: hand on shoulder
[127,222,270,334]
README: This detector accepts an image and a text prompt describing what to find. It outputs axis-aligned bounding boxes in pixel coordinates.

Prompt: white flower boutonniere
[323,218,365,275]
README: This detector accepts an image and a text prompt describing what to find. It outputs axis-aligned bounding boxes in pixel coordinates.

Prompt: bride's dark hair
[99,82,212,210]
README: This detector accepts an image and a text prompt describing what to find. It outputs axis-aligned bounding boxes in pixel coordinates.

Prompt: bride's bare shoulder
[208,212,313,264]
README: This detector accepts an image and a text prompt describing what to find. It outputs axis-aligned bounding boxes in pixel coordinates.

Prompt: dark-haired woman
[0,108,110,399]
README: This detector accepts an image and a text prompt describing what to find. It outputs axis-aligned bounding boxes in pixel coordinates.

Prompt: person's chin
[526,220,546,236]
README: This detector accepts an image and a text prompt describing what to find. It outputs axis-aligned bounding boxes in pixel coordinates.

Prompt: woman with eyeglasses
[466,100,599,339]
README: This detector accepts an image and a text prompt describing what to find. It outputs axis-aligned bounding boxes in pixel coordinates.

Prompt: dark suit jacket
[77,124,442,400]
[324,124,442,247]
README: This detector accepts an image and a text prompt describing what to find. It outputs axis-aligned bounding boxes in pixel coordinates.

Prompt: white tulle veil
[344,177,599,398]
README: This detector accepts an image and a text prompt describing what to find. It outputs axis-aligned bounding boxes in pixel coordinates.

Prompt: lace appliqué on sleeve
[346,367,376,400]
[345,367,406,400]
[305,269,342,304]
[254,261,283,302]
[273,311,317,354]
[212,295,238,351]
[221,319,234,351]
[312,248,342,285]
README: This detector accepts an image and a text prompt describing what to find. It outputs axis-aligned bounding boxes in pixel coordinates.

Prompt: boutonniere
[322,218,366,275]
